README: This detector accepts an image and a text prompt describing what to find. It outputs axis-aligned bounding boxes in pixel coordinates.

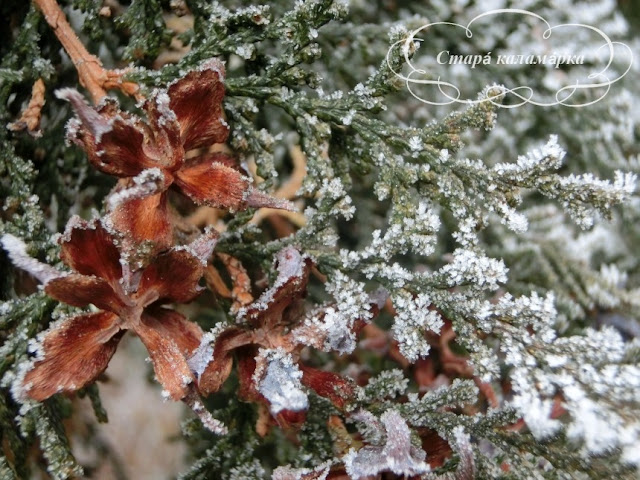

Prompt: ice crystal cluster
[1,0,639,479]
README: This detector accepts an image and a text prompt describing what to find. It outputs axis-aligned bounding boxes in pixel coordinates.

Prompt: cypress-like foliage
[1,1,638,478]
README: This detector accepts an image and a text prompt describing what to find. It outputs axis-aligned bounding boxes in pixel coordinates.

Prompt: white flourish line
[385,9,634,108]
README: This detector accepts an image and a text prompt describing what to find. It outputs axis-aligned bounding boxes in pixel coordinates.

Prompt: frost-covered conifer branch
[1,0,639,479]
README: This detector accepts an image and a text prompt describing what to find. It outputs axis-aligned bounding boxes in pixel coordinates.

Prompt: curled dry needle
[8,78,46,136]
[1,218,226,432]
[58,58,293,258]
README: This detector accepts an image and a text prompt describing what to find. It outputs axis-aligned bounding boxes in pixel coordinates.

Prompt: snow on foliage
[343,410,430,479]
[253,348,308,415]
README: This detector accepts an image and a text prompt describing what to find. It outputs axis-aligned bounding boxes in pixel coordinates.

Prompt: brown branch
[32,0,139,104]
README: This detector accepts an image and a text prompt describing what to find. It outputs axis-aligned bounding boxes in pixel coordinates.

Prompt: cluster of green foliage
[1,0,639,479]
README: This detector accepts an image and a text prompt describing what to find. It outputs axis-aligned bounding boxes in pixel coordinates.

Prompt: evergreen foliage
[1,0,638,478]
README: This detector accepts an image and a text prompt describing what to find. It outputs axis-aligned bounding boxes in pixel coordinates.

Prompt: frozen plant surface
[343,410,431,478]
[253,348,309,415]
[1,0,639,479]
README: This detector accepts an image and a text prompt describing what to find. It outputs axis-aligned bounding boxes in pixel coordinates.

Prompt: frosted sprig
[340,201,440,267]
[294,271,374,354]
[3,0,640,477]
[504,324,640,463]
[391,290,443,362]
[436,249,508,290]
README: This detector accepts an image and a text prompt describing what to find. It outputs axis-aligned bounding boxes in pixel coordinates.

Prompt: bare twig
[32,0,139,104]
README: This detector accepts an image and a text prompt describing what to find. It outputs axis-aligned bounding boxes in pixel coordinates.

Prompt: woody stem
[32,0,138,104]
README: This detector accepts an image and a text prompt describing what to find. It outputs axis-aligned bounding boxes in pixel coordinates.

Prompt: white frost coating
[340,201,440,268]
[1,234,61,284]
[272,462,330,480]
[237,246,307,321]
[368,287,389,310]
[408,135,423,153]
[391,291,443,362]
[599,263,628,289]
[187,395,228,435]
[493,135,565,175]
[181,374,193,387]
[173,227,218,267]
[555,170,638,229]
[59,214,97,243]
[152,89,178,127]
[317,178,355,220]
[448,426,476,479]
[253,348,308,415]
[504,316,640,459]
[452,216,479,248]
[341,109,355,126]
[480,292,557,335]
[388,23,407,40]
[348,409,384,444]
[166,58,226,90]
[195,410,228,436]
[353,83,373,97]
[234,44,255,60]
[187,324,227,378]
[294,272,375,354]
[343,410,430,479]
[544,354,567,368]
[0,301,12,316]
[496,202,529,233]
[56,88,111,141]
[510,379,561,440]
[438,248,508,290]
[196,57,226,79]
[563,385,620,455]
[246,188,297,212]
[63,117,82,145]
[106,168,165,210]
[621,429,640,467]
[491,137,638,230]
[7,356,38,403]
